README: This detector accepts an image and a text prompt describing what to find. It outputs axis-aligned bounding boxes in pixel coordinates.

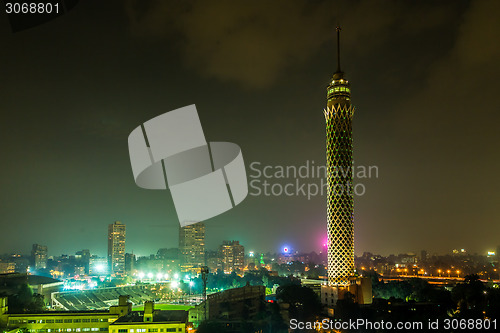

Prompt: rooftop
[113,310,188,324]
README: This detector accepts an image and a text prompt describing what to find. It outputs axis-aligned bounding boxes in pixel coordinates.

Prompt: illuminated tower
[324,27,355,286]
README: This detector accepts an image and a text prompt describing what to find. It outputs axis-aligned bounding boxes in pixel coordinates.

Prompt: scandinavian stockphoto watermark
[248,160,378,199]
[289,318,498,331]
[128,105,248,227]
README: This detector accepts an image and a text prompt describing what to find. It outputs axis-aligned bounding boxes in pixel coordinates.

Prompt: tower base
[321,277,372,314]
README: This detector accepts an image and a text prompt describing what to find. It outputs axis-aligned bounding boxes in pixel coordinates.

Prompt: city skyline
[1,1,500,257]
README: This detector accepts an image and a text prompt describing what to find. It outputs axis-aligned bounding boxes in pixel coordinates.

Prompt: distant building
[179,222,205,273]
[398,253,418,266]
[75,249,90,274]
[219,241,245,274]
[8,255,30,273]
[89,256,108,276]
[74,266,85,276]
[157,248,179,260]
[31,244,48,270]
[157,248,180,272]
[205,250,221,273]
[0,262,15,274]
[125,253,136,275]
[108,221,126,276]
[421,250,428,262]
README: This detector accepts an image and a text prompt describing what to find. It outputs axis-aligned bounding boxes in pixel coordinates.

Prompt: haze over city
[1,0,499,258]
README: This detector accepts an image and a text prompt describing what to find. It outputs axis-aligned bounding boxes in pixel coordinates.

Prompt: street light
[447,270,451,277]
[438,269,442,277]
[189,281,194,301]
[456,270,460,278]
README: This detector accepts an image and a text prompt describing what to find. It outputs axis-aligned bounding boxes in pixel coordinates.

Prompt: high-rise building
[321,27,371,308]
[108,221,126,276]
[219,241,245,274]
[179,222,205,273]
[31,244,48,270]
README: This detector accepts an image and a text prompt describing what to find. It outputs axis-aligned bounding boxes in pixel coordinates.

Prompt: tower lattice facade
[324,27,355,286]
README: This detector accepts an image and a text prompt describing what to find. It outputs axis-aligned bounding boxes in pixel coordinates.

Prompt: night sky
[1,0,499,258]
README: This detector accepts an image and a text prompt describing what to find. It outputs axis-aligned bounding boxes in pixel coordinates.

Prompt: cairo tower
[321,27,372,308]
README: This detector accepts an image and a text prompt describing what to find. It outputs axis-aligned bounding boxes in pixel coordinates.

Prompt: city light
[3,6,500,329]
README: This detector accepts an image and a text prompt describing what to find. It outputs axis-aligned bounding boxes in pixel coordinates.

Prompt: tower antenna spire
[336,26,342,73]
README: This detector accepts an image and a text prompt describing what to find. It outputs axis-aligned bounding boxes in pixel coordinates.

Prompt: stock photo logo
[128,105,248,227]
[248,161,378,199]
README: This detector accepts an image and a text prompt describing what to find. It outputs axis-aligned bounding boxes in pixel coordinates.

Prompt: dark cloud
[125,0,334,87]
[124,1,461,89]
[373,0,500,254]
